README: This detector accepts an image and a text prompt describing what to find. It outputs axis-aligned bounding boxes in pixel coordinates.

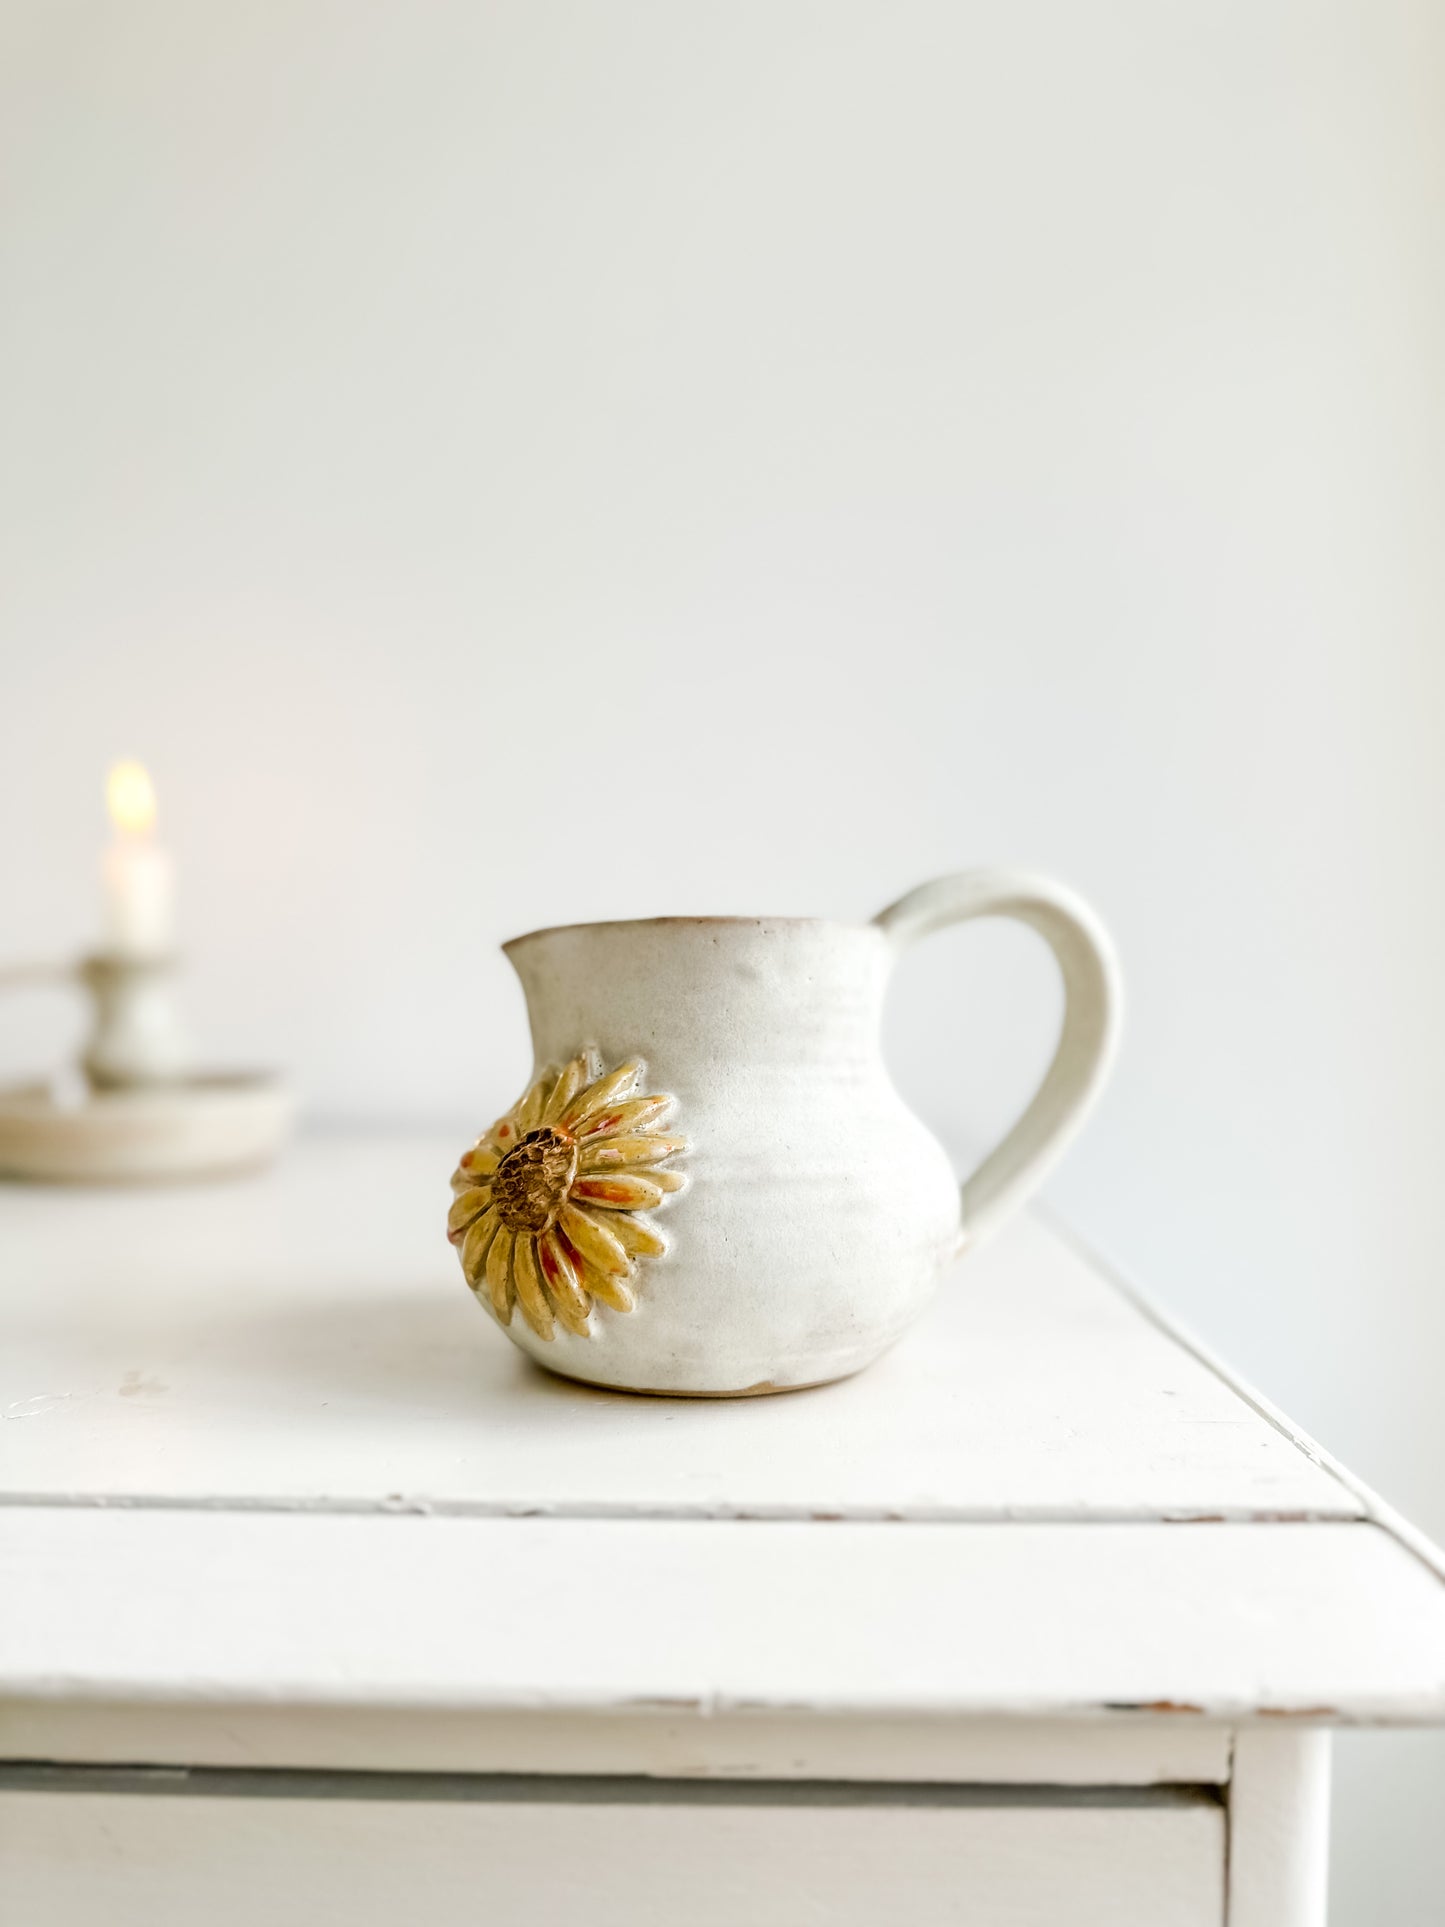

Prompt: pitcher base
[529,1358,863,1400]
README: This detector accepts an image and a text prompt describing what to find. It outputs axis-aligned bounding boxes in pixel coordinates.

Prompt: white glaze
[493,871,1121,1395]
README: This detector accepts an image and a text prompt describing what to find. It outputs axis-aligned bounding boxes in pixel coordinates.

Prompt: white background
[2,2,1442,1913]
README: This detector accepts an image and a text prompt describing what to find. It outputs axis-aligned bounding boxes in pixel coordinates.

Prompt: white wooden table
[2,1137,1442,1925]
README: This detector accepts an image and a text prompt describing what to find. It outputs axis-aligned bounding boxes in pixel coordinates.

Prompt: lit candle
[102,761,174,956]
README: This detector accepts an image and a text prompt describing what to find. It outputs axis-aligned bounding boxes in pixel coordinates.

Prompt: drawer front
[1,1776,1224,1927]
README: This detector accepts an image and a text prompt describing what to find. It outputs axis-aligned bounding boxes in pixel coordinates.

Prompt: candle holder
[80,949,191,1089]
[0,951,292,1183]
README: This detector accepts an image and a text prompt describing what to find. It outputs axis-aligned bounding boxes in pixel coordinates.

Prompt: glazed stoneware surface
[449,873,1120,1397]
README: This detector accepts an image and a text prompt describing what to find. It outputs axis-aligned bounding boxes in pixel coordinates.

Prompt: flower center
[492,1127,578,1234]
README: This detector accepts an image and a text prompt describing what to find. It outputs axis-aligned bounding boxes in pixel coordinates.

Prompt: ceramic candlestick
[80,949,191,1089]
[0,952,292,1183]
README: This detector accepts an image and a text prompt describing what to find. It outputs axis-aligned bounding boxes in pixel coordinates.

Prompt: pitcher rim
[503,912,881,954]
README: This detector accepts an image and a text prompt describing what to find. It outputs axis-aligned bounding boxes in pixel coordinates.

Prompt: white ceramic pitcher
[447,872,1120,1396]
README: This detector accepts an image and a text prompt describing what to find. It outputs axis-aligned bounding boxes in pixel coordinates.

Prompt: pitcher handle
[873,871,1121,1255]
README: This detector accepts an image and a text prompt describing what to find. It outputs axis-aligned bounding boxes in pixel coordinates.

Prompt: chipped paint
[1104,1700,1206,1716]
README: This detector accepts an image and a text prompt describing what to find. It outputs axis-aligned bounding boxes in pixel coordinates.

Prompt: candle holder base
[0,1073,294,1184]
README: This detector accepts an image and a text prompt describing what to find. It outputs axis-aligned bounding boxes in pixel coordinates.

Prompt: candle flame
[107,761,158,835]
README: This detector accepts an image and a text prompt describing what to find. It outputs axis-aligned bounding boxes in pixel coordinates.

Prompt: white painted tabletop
[3,1135,1443,1745]
[0,1136,1360,1523]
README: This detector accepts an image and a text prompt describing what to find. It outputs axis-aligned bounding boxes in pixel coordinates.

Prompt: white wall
[2,2,1442,1911]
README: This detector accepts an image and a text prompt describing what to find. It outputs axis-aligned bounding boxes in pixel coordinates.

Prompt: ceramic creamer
[447,872,1120,1396]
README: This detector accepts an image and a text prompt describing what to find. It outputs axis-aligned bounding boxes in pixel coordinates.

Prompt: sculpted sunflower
[447,1051,685,1340]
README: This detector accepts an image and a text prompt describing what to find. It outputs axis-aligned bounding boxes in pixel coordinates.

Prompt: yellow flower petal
[577,1133,686,1173]
[460,1207,499,1288]
[570,1173,666,1211]
[453,1144,501,1189]
[513,1233,558,1340]
[605,1210,667,1259]
[561,1058,643,1131]
[558,1202,631,1277]
[485,1224,517,1325]
[535,1231,591,1335]
[648,1167,686,1194]
[566,1242,635,1315]
[447,1184,493,1243]
[543,1052,593,1126]
[573,1093,672,1141]
[516,1071,554,1135]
